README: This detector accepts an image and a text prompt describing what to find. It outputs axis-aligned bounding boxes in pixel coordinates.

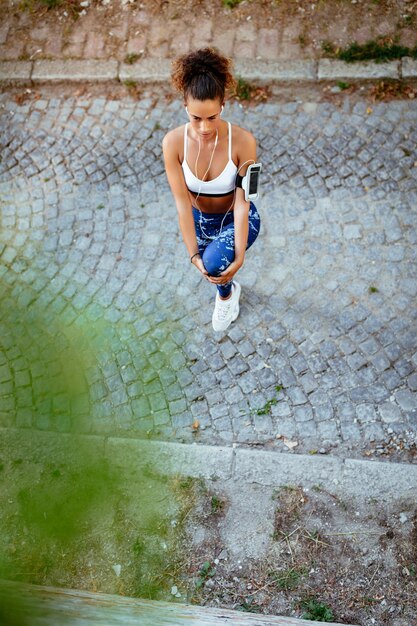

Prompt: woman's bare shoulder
[162,125,185,151]
[231,123,256,150]
[231,123,256,143]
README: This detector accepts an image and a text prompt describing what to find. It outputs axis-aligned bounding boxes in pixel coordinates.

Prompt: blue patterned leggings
[193,202,261,298]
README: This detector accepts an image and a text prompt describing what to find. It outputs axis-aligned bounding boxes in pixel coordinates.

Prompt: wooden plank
[0,580,357,626]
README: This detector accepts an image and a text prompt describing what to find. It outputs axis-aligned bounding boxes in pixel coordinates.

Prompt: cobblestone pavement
[1,89,417,462]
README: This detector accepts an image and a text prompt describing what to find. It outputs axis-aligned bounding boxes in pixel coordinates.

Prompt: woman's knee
[202,246,233,276]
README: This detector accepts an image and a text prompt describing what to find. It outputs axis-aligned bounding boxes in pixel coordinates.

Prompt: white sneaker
[212,281,241,332]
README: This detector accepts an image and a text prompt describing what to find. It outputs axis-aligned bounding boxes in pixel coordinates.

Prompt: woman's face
[184,96,224,139]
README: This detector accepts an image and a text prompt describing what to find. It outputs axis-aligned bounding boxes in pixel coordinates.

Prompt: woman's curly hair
[171,47,236,102]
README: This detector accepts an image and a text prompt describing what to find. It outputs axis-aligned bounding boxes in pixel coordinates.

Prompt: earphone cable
[191,122,255,241]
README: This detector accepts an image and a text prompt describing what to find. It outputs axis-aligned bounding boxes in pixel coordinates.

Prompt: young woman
[162,47,261,331]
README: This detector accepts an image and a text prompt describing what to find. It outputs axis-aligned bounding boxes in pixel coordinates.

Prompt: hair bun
[171,47,236,102]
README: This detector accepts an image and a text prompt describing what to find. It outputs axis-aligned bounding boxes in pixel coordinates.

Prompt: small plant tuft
[196,560,216,588]
[300,596,334,621]
[321,40,337,54]
[222,0,242,8]
[124,53,141,65]
[252,385,283,415]
[210,495,224,514]
[270,566,307,590]
[235,77,251,101]
[237,597,263,613]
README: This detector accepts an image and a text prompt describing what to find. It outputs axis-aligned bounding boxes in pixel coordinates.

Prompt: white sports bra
[181,121,238,197]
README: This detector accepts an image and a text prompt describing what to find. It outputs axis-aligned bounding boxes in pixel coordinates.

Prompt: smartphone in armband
[237,163,262,201]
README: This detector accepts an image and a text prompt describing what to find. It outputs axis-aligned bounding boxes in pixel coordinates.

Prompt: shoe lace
[216,298,234,321]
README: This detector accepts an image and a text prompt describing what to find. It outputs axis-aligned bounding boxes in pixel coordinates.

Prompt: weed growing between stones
[251,385,283,416]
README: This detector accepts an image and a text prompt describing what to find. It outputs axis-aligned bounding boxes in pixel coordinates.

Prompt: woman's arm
[162,130,208,277]
[210,130,257,286]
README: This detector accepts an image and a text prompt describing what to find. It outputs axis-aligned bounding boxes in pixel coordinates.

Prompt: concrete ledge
[234,59,317,81]
[0,60,32,81]
[402,56,417,78]
[1,428,416,503]
[119,58,171,81]
[233,447,417,501]
[32,59,118,81]
[106,438,234,480]
[0,58,413,84]
[318,58,400,80]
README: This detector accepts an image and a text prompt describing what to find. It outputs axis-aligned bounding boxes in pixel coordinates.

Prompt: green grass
[124,53,141,65]
[222,0,242,7]
[322,37,417,63]
[210,495,224,514]
[195,560,216,589]
[252,385,283,415]
[233,77,252,101]
[270,566,308,590]
[300,596,334,622]
[237,598,263,613]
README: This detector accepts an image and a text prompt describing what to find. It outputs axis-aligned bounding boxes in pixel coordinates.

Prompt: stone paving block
[293,405,313,423]
[211,29,235,56]
[379,402,403,423]
[237,372,258,394]
[169,30,191,56]
[370,351,391,373]
[0,41,25,60]
[408,373,417,391]
[83,32,107,59]
[191,19,212,48]
[355,403,378,424]
[234,41,255,58]
[257,28,279,60]
[362,422,385,442]
[286,387,308,406]
[0,24,9,45]
[394,358,414,377]
[395,389,417,411]
[227,356,249,376]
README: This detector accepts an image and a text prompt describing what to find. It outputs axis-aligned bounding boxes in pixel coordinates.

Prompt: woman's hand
[208,259,243,285]
[192,255,209,279]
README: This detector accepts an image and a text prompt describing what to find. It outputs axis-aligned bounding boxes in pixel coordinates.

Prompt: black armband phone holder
[235,164,262,201]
